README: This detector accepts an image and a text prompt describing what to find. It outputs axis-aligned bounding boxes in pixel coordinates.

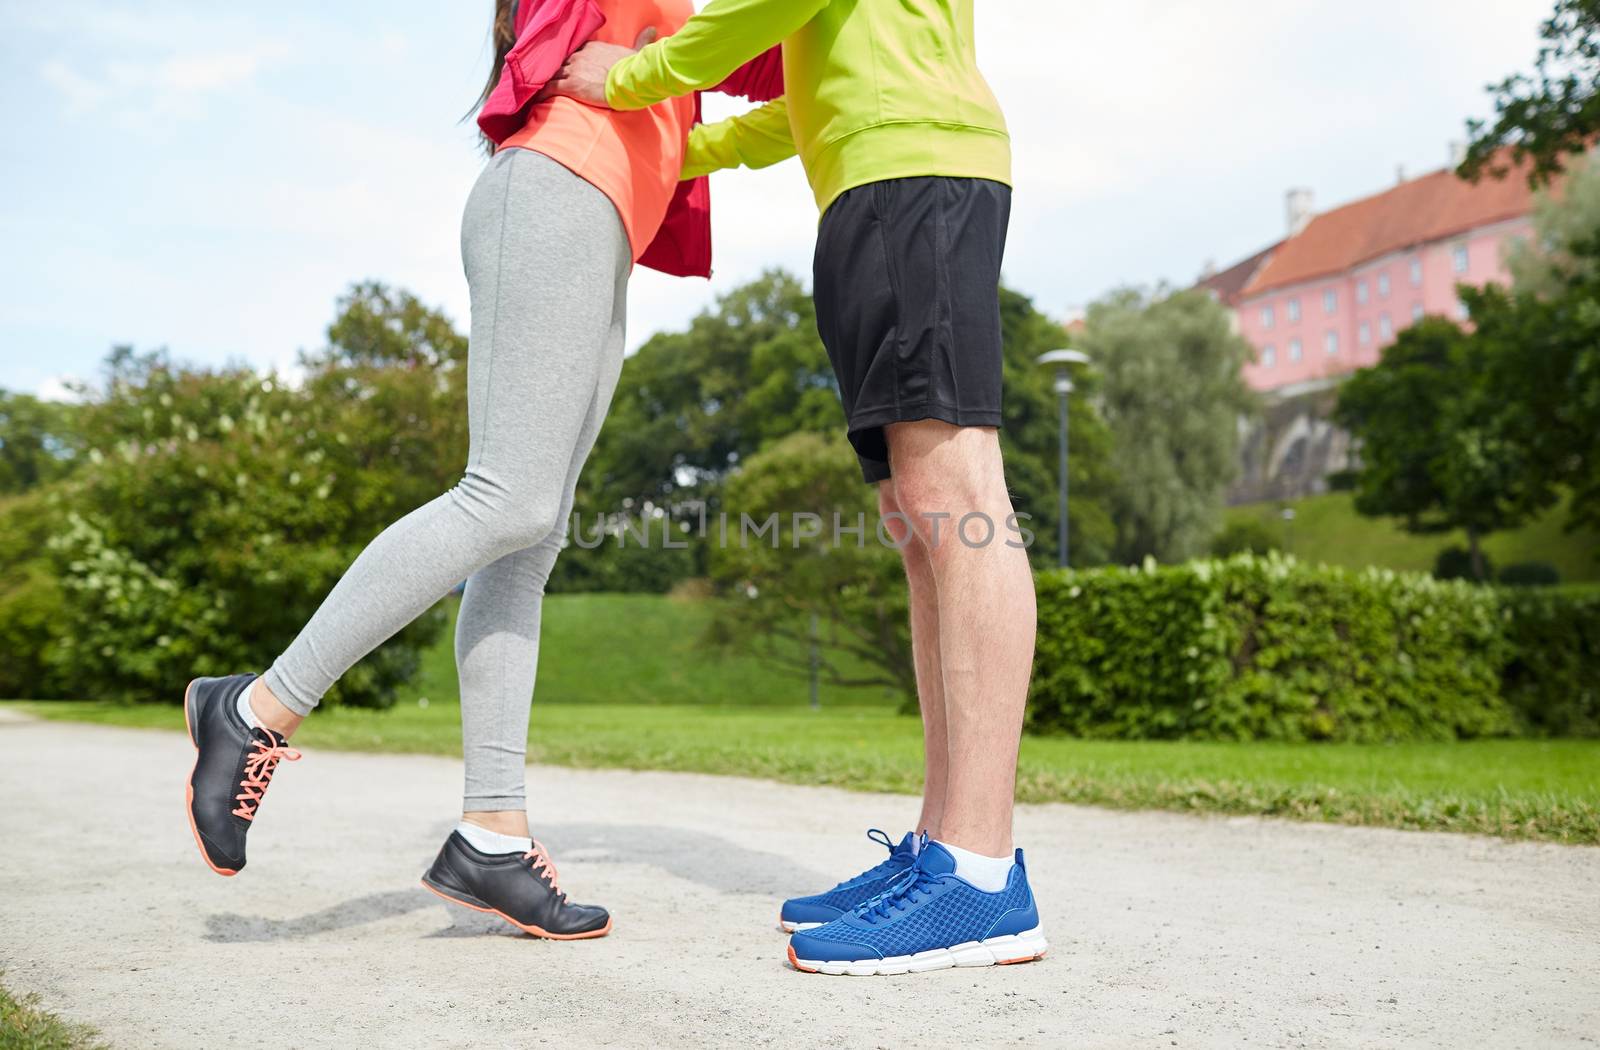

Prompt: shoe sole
[183,678,238,878]
[788,926,1049,976]
[419,877,613,941]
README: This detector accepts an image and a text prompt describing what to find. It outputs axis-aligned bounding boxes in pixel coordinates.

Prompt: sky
[0,0,1555,399]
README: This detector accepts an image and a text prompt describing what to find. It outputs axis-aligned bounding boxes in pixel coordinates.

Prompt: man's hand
[543,27,658,108]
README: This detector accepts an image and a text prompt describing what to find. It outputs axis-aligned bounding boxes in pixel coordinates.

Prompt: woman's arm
[607,0,826,110]
[683,97,796,179]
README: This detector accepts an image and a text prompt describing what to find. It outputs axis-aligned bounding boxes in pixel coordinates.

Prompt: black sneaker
[183,674,301,876]
[421,832,612,940]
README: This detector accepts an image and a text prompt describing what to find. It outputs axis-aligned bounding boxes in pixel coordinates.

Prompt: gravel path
[1,715,1596,1049]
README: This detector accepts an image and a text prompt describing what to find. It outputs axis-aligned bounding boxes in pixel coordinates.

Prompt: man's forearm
[606,0,826,110]
[683,98,796,179]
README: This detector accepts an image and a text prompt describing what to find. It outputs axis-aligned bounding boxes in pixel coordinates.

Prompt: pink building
[1202,157,1545,393]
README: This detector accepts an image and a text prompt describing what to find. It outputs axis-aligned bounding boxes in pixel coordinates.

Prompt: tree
[1507,156,1600,295]
[1075,287,1257,564]
[299,281,470,506]
[705,430,914,701]
[561,270,1116,589]
[0,390,80,495]
[582,270,839,513]
[995,288,1116,569]
[1461,0,1600,186]
[1468,149,1600,556]
[1467,282,1600,550]
[1334,318,1551,581]
[0,491,65,698]
[43,284,465,705]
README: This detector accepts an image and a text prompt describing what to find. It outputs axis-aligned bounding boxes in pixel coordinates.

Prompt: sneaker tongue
[893,832,917,857]
[915,841,958,876]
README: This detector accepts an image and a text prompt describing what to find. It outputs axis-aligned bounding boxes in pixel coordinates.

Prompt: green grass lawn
[18,697,1598,846]
[1226,491,1600,582]
[406,593,901,709]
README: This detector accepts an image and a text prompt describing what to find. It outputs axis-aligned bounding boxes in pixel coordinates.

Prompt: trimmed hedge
[1030,555,1597,741]
[1501,587,1600,737]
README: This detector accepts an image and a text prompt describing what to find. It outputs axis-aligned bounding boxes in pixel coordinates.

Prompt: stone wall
[1229,379,1355,505]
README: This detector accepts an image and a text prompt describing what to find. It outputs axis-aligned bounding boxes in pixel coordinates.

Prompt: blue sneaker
[778,829,916,932]
[786,840,1048,976]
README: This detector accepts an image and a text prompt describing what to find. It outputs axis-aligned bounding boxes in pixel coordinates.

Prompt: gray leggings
[263,150,629,811]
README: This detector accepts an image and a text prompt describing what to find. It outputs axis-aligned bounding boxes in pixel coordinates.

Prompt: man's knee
[890,470,981,549]
[880,482,942,591]
[886,424,1011,552]
[878,482,916,548]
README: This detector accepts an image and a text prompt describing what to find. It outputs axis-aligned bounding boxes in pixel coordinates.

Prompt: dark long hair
[473,0,519,151]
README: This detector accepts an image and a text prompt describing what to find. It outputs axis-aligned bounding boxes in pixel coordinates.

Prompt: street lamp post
[1036,349,1090,568]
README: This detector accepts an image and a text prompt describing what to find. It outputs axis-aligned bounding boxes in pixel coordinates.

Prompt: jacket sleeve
[606,0,826,110]
[682,98,796,179]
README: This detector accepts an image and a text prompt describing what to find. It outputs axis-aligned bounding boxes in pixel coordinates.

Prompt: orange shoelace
[232,734,302,821]
[523,841,566,900]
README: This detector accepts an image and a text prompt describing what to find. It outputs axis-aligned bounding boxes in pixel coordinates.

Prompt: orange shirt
[501,0,695,262]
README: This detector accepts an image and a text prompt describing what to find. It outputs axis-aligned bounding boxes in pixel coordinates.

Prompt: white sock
[454,821,532,856]
[236,681,263,730]
[937,840,1015,893]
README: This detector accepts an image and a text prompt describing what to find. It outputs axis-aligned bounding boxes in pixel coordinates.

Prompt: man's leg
[788,419,1047,972]
[883,421,1036,858]
[878,482,948,841]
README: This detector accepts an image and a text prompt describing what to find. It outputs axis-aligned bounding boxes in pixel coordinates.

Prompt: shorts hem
[848,403,1004,484]
[850,402,1003,433]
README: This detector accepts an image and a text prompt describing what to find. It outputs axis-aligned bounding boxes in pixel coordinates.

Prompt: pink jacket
[477,0,784,278]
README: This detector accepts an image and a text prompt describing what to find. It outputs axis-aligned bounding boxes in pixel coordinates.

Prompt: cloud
[37,42,287,120]
[153,50,276,93]
[38,61,108,110]
[35,374,84,403]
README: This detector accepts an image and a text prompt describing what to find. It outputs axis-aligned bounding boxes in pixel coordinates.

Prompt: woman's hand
[542,27,658,108]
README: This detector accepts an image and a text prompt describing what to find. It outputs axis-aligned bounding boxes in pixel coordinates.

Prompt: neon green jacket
[605,0,1010,214]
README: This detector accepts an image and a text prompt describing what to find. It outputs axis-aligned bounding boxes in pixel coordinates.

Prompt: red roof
[1197,244,1279,307]
[1243,158,1545,297]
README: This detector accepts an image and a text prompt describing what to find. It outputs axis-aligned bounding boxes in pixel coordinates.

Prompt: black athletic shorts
[812,176,1012,483]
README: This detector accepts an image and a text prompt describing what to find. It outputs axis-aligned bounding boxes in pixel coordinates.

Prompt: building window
[1357,280,1369,305]
[1287,297,1301,323]
[1378,272,1391,298]
[1453,245,1470,273]
[1410,257,1423,286]
[1261,345,1276,368]
[1261,305,1275,329]
[1379,314,1393,340]
[1323,289,1337,314]
[1325,331,1339,356]
[1412,303,1424,322]
[1456,299,1471,321]
[1359,321,1371,345]
[1289,338,1303,362]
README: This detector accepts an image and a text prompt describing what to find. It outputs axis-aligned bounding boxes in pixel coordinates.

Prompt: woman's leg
[419,231,628,939]
[257,150,632,730]
[456,265,627,824]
